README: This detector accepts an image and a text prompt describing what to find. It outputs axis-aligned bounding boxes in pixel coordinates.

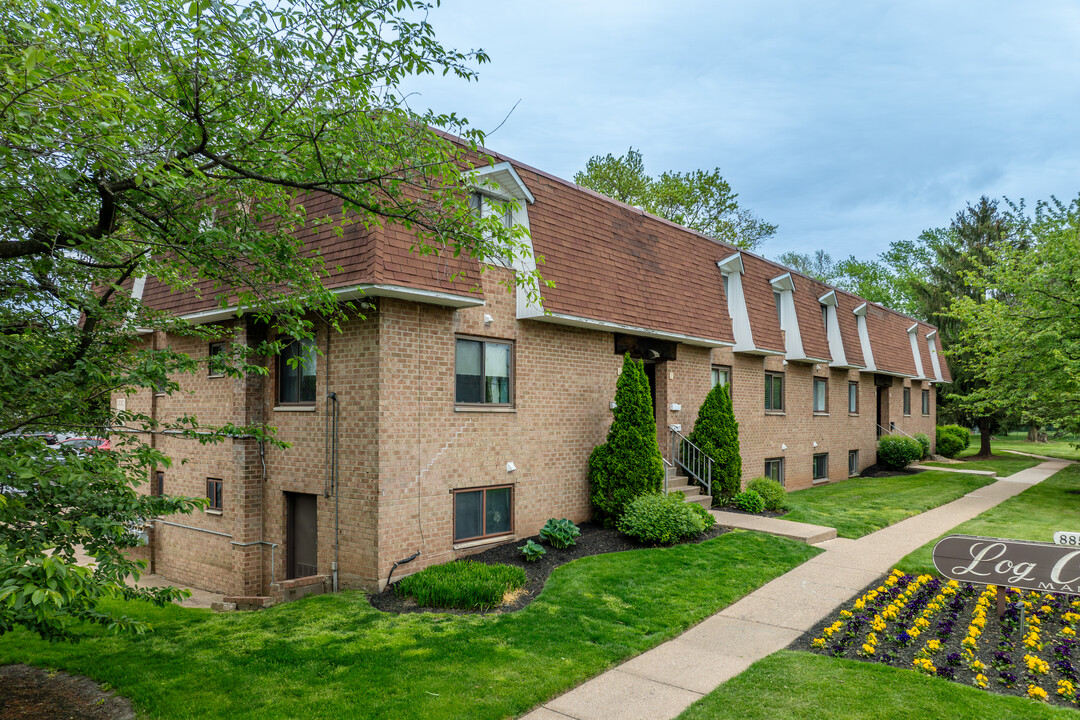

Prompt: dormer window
[821,304,828,333]
[774,291,783,325]
[469,191,513,229]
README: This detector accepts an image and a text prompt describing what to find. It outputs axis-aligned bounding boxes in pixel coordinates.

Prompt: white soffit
[526,312,732,348]
[716,252,744,274]
[467,162,535,204]
[769,272,795,292]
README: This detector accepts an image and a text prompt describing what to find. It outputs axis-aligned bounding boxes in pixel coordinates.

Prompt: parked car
[59,437,111,453]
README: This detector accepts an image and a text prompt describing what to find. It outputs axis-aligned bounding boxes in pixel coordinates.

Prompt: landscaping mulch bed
[791,570,1080,710]
[369,520,729,615]
[857,464,924,478]
[0,664,135,720]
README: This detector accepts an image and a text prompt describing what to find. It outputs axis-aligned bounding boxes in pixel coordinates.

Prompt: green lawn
[782,470,996,538]
[897,463,1080,576]
[961,432,1080,461]
[676,650,1076,720]
[0,531,818,720]
[920,455,1041,476]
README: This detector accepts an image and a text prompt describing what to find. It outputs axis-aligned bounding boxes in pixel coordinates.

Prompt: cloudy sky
[403,1,1080,262]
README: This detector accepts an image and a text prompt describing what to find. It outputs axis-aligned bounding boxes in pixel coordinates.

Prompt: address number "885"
[1054,532,1080,546]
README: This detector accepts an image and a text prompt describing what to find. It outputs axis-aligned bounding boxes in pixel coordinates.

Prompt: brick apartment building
[123,149,951,597]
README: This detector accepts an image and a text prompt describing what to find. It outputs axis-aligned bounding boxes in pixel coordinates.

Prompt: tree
[588,354,664,524]
[911,197,1020,457]
[950,195,1080,441]
[0,0,527,640]
[776,250,840,284]
[574,148,777,251]
[687,382,741,501]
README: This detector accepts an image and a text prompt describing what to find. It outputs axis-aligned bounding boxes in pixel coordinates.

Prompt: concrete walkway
[522,458,1072,720]
[708,511,836,544]
[911,464,997,476]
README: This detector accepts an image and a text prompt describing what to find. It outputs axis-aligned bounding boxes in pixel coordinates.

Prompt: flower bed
[798,569,1080,709]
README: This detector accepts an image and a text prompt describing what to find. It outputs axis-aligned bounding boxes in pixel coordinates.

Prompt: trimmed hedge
[617,492,716,545]
[687,381,741,502]
[589,354,665,523]
[745,476,788,512]
[877,434,924,469]
[394,561,526,610]
[936,425,972,458]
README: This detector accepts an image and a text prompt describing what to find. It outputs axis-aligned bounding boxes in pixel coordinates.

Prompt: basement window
[848,450,859,477]
[813,454,829,482]
[453,485,513,543]
[765,458,784,486]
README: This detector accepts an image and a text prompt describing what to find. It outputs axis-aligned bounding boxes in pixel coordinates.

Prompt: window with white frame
[922,388,930,415]
[711,365,732,392]
[455,337,513,406]
[848,450,859,477]
[848,381,858,414]
[903,387,911,416]
[765,457,784,486]
[813,377,828,413]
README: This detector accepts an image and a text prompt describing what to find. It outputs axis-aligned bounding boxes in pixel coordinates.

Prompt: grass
[961,431,1080,461]
[782,470,996,538]
[676,650,1076,719]
[0,530,818,720]
[897,463,1080,576]
[394,560,526,610]
[920,455,1041,477]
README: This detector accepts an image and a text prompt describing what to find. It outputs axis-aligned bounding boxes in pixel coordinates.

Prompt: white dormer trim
[908,323,927,380]
[717,252,756,352]
[818,291,856,368]
[467,162,535,204]
[926,330,944,383]
[853,303,877,371]
[770,273,814,362]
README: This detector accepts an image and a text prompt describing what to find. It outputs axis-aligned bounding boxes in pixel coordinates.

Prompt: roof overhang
[818,290,837,306]
[467,162,535,204]
[524,312,732,348]
[733,346,786,357]
[769,272,795,292]
[177,283,484,324]
[716,252,744,274]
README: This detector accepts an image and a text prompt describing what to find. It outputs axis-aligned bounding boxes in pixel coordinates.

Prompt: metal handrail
[669,427,713,498]
[877,423,919,441]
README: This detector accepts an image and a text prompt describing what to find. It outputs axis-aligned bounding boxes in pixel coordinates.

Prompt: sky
[403,1,1080,262]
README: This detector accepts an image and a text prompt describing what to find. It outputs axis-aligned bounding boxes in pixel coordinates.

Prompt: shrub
[538,518,580,549]
[617,492,716,545]
[687,381,741,501]
[745,476,787,512]
[394,560,526,610]
[914,433,931,459]
[936,427,965,458]
[589,354,665,523]
[733,489,765,514]
[877,434,924,469]
[937,424,971,455]
[519,539,546,562]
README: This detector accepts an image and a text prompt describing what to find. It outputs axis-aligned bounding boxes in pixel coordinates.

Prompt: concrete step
[685,493,713,509]
[666,483,702,498]
[665,464,682,479]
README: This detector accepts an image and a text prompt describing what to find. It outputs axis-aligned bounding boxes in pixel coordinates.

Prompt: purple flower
[945,653,962,667]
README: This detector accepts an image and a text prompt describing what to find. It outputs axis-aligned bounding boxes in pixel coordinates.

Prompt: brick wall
[128,271,939,594]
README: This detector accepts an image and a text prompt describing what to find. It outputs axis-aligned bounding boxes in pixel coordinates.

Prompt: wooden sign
[932,534,1080,596]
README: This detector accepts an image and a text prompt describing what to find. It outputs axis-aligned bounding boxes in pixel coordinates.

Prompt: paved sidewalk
[910,464,997,476]
[522,458,1071,720]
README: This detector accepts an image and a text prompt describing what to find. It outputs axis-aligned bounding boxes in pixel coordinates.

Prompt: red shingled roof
[133,137,946,379]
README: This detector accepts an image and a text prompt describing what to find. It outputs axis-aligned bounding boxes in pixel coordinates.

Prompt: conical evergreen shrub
[687,381,742,501]
[588,354,664,524]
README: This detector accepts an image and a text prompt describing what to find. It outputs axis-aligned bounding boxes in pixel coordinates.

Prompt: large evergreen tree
[687,382,741,500]
[588,354,664,523]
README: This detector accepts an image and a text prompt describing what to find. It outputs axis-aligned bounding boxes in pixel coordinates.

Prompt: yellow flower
[860,643,875,655]
[1028,684,1049,701]
[926,639,941,652]
[1058,679,1075,697]
[962,636,977,649]
[975,673,988,688]
[1064,627,1077,638]
[1040,605,1052,615]
[909,627,921,639]
[971,660,986,671]
[915,617,930,629]
[812,638,826,648]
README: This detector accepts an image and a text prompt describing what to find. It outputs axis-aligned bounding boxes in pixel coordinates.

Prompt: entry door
[643,362,657,421]
[876,386,886,436]
[286,492,318,579]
